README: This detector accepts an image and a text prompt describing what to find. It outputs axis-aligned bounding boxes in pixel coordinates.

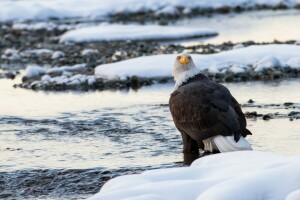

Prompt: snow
[21,49,54,57]
[59,24,217,43]
[1,48,21,60]
[232,43,245,49]
[51,51,65,59]
[12,22,57,31]
[81,49,99,56]
[253,55,283,72]
[25,66,47,78]
[89,151,300,200]
[95,44,300,79]
[24,64,86,78]
[1,0,300,22]
[286,57,300,69]
[47,64,86,74]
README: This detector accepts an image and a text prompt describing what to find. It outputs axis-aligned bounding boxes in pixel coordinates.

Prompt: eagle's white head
[172,53,200,89]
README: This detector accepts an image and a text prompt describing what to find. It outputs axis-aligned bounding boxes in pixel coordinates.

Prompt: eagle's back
[169,74,251,142]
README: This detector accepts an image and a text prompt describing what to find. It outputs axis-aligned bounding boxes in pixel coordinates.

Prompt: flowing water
[175,9,300,45]
[1,76,299,199]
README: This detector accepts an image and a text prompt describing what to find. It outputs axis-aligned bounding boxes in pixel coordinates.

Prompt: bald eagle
[169,53,252,154]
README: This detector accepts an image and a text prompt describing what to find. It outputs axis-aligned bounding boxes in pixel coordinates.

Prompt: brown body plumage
[169,53,252,154]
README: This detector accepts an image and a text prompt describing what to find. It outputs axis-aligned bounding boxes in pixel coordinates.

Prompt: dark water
[0,77,300,199]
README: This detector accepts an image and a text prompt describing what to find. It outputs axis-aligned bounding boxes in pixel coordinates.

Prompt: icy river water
[1,77,299,199]
[1,9,300,200]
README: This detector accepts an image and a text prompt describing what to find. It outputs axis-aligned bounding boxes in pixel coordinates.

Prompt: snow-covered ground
[1,0,300,22]
[59,24,217,43]
[95,44,300,79]
[88,151,300,200]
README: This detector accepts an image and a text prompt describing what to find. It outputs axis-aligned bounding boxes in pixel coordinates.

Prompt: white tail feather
[212,135,253,152]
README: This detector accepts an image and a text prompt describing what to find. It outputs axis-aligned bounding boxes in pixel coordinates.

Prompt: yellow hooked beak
[179,56,189,64]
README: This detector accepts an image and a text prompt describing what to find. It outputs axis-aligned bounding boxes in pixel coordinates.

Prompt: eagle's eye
[177,56,181,60]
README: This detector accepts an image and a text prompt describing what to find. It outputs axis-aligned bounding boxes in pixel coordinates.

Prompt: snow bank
[1,0,300,22]
[95,44,300,79]
[59,24,217,43]
[89,151,300,200]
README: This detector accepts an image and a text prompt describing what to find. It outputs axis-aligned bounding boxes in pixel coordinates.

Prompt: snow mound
[89,151,300,200]
[59,24,217,43]
[95,44,300,79]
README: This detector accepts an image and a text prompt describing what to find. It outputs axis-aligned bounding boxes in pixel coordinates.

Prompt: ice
[89,151,300,200]
[59,24,217,43]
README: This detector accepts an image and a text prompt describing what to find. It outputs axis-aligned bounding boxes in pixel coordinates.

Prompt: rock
[244,111,258,118]
[248,99,255,103]
[288,111,300,117]
[284,102,294,106]
[262,114,273,120]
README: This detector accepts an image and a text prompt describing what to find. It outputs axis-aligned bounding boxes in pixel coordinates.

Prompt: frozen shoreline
[1,0,300,22]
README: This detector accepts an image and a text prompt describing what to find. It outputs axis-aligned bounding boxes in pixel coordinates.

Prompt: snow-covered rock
[25,66,47,78]
[286,57,300,69]
[1,48,21,60]
[51,51,65,59]
[59,24,217,43]
[88,151,300,200]
[95,44,300,79]
[81,49,99,56]
[24,64,86,78]
[232,43,245,49]
[21,49,54,57]
[47,64,86,74]
[253,55,283,72]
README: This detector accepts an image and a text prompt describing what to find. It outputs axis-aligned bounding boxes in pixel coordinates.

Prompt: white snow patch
[81,49,99,56]
[232,43,245,49]
[95,44,300,79]
[1,48,21,60]
[89,151,300,200]
[59,24,217,43]
[51,51,65,59]
[21,49,54,57]
[25,66,47,78]
[229,64,247,73]
[47,64,86,74]
[286,57,300,69]
[294,40,300,45]
[41,74,51,82]
[155,5,179,15]
[13,22,56,31]
[253,55,283,72]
